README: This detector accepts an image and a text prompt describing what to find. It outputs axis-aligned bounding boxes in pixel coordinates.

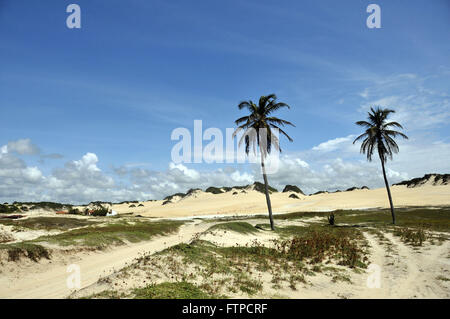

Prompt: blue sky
[0,0,449,203]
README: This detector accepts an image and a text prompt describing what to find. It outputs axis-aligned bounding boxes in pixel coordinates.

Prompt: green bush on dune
[0,204,19,214]
[133,282,213,299]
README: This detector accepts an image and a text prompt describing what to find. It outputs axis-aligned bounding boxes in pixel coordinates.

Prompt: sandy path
[0,221,210,299]
[382,232,450,298]
[356,231,450,298]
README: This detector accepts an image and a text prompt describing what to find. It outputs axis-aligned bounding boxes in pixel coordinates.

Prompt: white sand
[111,184,450,219]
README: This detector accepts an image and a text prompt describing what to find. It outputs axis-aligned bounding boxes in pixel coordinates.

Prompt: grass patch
[133,281,213,299]
[436,275,449,282]
[35,220,183,248]
[207,222,257,234]
[0,217,98,231]
[14,201,71,211]
[274,211,325,220]
[0,204,19,214]
[0,242,50,262]
[393,227,428,246]
[274,207,450,232]
[80,290,124,299]
[332,274,352,283]
[274,226,368,268]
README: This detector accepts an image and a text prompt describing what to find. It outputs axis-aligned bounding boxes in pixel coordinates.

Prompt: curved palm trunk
[260,155,275,230]
[379,155,396,225]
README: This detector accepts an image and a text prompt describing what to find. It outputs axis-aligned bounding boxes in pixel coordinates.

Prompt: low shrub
[91,207,109,216]
[2,243,51,262]
[205,187,223,194]
[393,227,427,246]
[133,282,212,299]
[328,213,335,225]
[0,204,19,214]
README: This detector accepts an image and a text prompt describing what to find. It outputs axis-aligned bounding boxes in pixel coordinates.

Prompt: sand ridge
[109,184,450,219]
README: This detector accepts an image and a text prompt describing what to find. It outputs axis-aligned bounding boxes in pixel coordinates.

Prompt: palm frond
[354,107,407,163]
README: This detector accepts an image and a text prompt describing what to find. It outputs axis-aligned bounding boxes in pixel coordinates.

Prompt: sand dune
[109,184,450,219]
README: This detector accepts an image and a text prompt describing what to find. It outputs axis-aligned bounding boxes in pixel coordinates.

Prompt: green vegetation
[394,174,450,187]
[274,207,450,232]
[335,208,450,232]
[0,217,97,231]
[13,201,72,211]
[115,201,138,205]
[35,220,183,248]
[282,185,304,195]
[133,282,214,299]
[274,226,368,268]
[81,290,124,299]
[393,227,428,246]
[328,213,335,226]
[0,242,50,262]
[436,275,449,282]
[205,186,224,194]
[163,188,201,202]
[207,222,257,234]
[251,181,278,194]
[274,211,325,220]
[163,193,185,201]
[0,204,19,214]
[222,185,247,192]
[90,207,110,216]
[68,208,81,215]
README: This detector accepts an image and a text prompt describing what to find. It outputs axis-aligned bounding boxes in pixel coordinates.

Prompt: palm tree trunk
[260,154,275,230]
[379,156,396,225]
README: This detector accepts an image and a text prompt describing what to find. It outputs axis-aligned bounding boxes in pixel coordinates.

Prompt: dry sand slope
[110,184,450,218]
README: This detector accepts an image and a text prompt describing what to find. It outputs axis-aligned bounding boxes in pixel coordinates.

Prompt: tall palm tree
[353,107,408,224]
[233,94,294,230]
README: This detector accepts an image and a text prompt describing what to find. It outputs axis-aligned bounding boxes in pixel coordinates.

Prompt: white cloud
[168,162,200,179]
[23,167,43,182]
[73,152,101,172]
[358,71,450,131]
[0,126,449,203]
[312,135,355,152]
[7,138,40,155]
[359,88,369,99]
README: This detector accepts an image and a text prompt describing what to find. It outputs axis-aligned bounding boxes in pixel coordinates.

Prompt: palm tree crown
[233,94,295,156]
[353,107,408,162]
